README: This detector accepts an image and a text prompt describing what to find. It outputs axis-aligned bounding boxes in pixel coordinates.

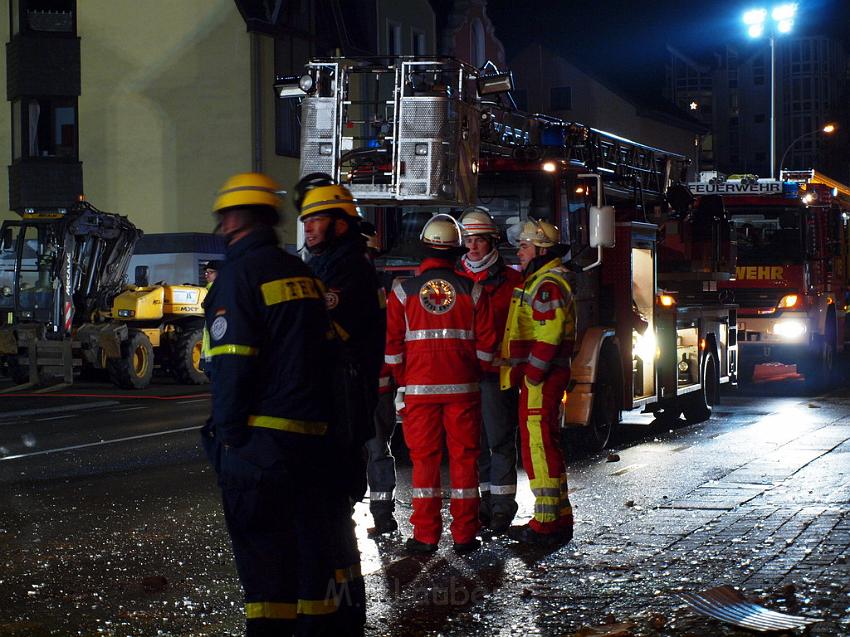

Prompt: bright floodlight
[748,23,765,37]
[823,123,836,133]
[771,3,797,21]
[743,8,767,24]
[777,19,793,32]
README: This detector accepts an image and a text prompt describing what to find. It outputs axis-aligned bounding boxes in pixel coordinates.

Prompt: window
[387,21,402,55]
[550,86,572,111]
[411,29,426,56]
[12,0,75,34]
[10,97,78,160]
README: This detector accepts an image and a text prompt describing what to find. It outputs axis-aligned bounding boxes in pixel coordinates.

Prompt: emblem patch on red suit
[419,279,456,314]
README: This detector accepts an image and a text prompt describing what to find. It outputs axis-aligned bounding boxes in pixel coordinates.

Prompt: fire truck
[689,170,850,388]
[287,56,737,449]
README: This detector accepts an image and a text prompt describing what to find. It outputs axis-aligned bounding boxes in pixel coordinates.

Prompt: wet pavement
[0,378,848,636]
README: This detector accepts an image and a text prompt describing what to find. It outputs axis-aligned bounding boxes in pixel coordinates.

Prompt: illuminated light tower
[743,3,797,178]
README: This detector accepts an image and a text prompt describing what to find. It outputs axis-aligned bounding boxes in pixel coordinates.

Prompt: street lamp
[778,123,837,175]
[743,3,798,178]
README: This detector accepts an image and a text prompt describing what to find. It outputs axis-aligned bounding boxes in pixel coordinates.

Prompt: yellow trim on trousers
[247,415,328,435]
[524,378,560,524]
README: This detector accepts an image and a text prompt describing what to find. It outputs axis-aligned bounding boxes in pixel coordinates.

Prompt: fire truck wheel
[801,328,835,392]
[107,330,154,390]
[172,329,208,385]
[682,350,718,424]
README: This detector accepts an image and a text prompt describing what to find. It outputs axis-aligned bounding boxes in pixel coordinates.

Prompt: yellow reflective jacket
[500,258,576,389]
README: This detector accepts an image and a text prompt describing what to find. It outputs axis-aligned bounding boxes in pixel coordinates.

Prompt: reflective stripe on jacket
[500,258,576,390]
[385,257,497,403]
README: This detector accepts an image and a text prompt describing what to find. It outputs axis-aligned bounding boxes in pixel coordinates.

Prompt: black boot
[368,508,398,536]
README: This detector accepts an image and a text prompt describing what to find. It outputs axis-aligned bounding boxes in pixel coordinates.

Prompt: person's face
[204,269,217,283]
[517,241,543,270]
[303,214,335,248]
[463,235,493,261]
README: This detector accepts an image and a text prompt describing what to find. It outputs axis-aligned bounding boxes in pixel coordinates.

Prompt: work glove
[394,386,406,416]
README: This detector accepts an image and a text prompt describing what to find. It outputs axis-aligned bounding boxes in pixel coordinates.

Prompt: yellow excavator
[105,278,209,389]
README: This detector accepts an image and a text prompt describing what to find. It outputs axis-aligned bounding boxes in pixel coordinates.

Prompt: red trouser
[402,400,481,544]
[518,367,574,535]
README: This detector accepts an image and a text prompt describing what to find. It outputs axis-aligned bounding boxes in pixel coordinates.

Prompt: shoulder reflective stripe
[528,354,550,371]
[450,487,479,499]
[411,487,441,498]
[477,350,494,362]
[207,344,258,357]
[471,283,483,305]
[369,491,393,501]
[405,328,473,341]
[297,598,338,616]
[406,382,479,395]
[334,563,363,584]
[532,298,566,313]
[392,279,407,304]
[247,415,328,435]
[385,353,404,364]
[246,602,297,619]
[261,277,322,306]
[490,484,518,495]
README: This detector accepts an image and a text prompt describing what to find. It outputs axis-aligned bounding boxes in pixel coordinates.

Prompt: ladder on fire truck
[295,56,688,206]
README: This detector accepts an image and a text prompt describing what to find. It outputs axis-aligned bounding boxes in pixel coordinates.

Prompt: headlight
[634,328,657,361]
[776,294,800,310]
[117,309,135,318]
[0,286,11,297]
[773,319,806,339]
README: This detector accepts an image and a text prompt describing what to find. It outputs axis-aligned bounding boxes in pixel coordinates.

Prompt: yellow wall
[0,2,255,233]
[79,1,252,234]
[0,12,10,224]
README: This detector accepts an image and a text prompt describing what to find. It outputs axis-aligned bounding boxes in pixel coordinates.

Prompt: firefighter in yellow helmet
[202,172,362,635]
[296,174,381,628]
[501,218,576,545]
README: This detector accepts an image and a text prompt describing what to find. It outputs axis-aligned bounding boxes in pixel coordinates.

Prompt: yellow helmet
[420,213,462,248]
[213,172,282,214]
[298,184,360,221]
[517,219,559,248]
[459,207,499,238]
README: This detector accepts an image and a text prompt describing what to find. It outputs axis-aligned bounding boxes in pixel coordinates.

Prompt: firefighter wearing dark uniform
[297,178,381,631]
[201,172,361,636]
[456,207,524,533]
[502,219,576,546]
[385,214,497,554]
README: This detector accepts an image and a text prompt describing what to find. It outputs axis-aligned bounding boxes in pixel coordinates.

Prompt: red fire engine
[286,56,737,449]
[688,170,850,388]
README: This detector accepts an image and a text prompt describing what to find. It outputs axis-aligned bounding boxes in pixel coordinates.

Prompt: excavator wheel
[107,330,154,389]
[172,328,208,385]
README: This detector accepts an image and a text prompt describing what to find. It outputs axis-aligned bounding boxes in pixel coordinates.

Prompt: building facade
[666,35,848,181]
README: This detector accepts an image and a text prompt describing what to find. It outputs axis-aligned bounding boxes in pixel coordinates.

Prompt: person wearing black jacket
[201,172,363,636]
[296,176,384,632]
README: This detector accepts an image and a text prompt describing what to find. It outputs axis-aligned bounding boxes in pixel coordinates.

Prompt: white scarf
[461,249,499,274]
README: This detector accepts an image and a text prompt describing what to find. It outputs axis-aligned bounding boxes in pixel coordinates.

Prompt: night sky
[485,0,850,97]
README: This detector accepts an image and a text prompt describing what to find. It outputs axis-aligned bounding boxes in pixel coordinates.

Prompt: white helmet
[420,213,463,249]
[459,207,499,238]
[516,219,559,248]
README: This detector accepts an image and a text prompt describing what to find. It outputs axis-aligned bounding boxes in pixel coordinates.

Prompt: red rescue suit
[385,257,497,544]
[501,257,576,536]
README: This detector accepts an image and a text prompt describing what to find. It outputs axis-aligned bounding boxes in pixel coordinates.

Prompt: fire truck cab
[288,56,737,449]
[689,170,850,387]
